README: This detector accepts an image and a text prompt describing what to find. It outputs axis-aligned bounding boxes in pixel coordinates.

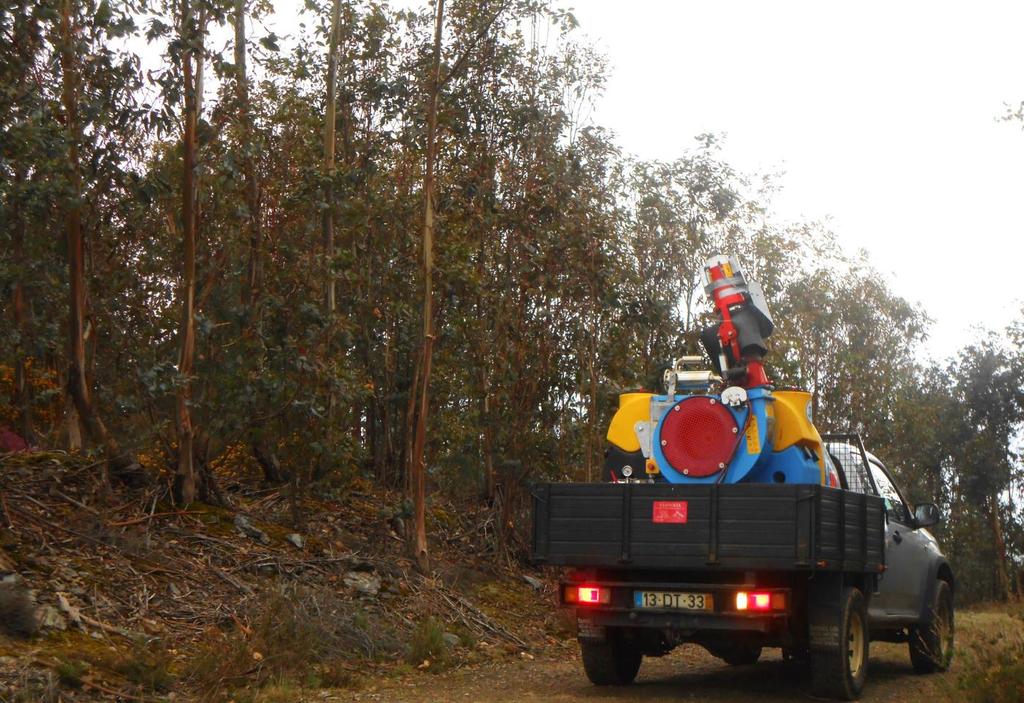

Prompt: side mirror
[914,503,940,528]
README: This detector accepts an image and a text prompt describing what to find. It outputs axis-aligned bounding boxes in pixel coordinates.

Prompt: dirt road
[337,614,1001,703]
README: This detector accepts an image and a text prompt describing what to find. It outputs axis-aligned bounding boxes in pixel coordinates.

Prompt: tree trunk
[59,386,82,451]
[482,383,495,501]
[234,0,262,312]
[234,1,277,486]
[174,0,199,505]
[322,0,341,314]
[312,0,343,486]
[403,346,422,499]
[59,0,144,483]
[585,333,598,482]
[408,0,445,574]
[989,497,1012,601]
[10,168,35,446]
[253,440,287,484]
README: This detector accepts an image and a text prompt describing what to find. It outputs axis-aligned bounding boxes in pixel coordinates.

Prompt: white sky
[570,0,1024,360]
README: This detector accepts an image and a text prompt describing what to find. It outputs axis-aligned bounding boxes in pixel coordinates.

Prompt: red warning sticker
[652,500,688,524]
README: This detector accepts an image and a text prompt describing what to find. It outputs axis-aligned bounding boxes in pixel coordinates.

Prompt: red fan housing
[660,397,738,477]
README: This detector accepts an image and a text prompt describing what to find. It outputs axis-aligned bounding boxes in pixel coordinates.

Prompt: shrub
[190,582,397,699]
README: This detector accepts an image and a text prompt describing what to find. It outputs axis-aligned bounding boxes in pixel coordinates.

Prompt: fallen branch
[56,591,144,640]
[415,576,529,650]
[208,560,254,594]
[82,678,151,702]
[56,490,100,515]
[109,510,200,527]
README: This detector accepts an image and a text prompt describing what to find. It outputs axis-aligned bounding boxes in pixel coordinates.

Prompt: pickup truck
[530,435,954,700]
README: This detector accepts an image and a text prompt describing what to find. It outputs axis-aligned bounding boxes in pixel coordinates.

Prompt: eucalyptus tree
[10,0,151,482]
[0,0,56,446]
[233,0,262,312]
[947,339,1023,600]
[405,0,445,571]
[146,0,233,503]
[322,0,343,314]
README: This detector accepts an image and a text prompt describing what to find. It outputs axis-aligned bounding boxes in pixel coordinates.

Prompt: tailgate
[530,482,884,572]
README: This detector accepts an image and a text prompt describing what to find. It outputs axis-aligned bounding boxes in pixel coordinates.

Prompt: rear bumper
[563,579,792,636]
[577,607,787,634]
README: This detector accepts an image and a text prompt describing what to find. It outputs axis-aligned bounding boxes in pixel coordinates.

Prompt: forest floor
[332,610,1022,702]
[0,451,1021,702]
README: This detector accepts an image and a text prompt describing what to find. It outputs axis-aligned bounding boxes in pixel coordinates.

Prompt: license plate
[634,591,713,611]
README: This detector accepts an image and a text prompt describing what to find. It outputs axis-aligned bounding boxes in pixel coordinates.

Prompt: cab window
[827,445,875,495]
[868,462,911,524]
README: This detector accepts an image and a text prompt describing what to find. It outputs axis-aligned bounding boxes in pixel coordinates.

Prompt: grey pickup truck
[530,435,954,700]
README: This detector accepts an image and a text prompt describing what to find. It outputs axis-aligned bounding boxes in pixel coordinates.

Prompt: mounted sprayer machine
[605,254,841,487]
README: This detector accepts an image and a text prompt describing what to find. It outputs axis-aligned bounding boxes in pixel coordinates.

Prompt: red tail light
[735,591,785,611]
[565,585,610,605]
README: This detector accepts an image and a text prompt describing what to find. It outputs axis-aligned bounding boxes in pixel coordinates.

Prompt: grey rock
[0,583,36,637]
[25,556,52,571]
[343,571,381,597]
[442,632,461,649]
[285,533,305,549]
[36,604,66,631]
[234,515,270,545]
[522,574,544,590]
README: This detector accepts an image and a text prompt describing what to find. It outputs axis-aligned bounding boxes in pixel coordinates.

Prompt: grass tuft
[115,640,175,692]
[406,617,449,671]
[54,658,87,689]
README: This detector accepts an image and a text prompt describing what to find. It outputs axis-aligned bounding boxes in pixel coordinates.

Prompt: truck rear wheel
[580,629,642,686]
[909,579,954,673]
[809,586,868,701]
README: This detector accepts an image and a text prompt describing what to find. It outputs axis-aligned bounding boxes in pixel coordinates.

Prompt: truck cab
[838,444,953,648]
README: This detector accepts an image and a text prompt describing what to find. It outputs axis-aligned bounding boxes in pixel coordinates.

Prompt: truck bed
[531,482,884,573]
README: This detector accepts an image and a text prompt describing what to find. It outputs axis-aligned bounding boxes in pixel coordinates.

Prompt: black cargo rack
[531,482,884,573]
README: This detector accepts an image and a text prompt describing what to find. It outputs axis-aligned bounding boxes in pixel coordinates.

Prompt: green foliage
[956,610,1024,703]
[54,659,87,689]
[406,617,449,670]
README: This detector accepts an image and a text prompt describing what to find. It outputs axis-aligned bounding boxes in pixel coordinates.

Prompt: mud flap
[577,614,607,642]
[807,573,844,653]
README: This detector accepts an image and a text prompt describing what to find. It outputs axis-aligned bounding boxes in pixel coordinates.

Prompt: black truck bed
[531,482,884,573]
